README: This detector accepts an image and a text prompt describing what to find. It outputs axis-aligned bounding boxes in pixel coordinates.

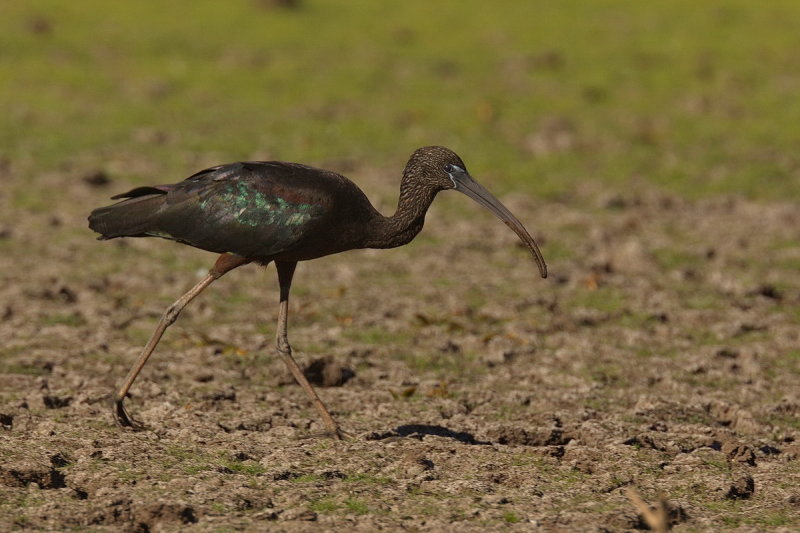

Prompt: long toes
[113,399,147,431]
[333,427,355,441]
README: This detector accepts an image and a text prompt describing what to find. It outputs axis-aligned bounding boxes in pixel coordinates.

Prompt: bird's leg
[274,261,347,440]
[113,253,250,429]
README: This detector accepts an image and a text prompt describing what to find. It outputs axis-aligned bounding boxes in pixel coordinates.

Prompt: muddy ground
[1,168,799,532]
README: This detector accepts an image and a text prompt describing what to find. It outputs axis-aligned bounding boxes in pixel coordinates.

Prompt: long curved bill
[451,171,547,278]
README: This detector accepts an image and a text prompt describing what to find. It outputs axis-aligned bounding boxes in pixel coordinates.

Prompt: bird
[88,146,547,439]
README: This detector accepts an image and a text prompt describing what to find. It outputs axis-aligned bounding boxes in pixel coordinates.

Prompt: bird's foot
[332,426,355,441]
[113,397,146,431]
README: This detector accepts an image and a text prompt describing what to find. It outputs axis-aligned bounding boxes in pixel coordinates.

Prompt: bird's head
[404,145,548,279]
[404,145,470,192]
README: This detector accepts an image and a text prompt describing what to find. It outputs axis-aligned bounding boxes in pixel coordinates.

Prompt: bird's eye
[443,164,455,173]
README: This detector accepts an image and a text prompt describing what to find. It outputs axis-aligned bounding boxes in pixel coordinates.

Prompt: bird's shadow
[367,424,490,445]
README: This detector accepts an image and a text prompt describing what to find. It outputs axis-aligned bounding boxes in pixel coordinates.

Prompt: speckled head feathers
[403,146,469,191]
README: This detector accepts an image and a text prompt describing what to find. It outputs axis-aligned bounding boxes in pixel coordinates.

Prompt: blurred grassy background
[2,0,800,204]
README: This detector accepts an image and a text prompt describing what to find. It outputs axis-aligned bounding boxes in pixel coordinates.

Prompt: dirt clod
[0,463,66,489]
[286,509,317,521]
[303,357,355,387]
[42,395,72,409]
[726,474,755,500]
[82,170,111,187]
[134,502,198,528]
[486,425,569,446]
[721,441,756,466]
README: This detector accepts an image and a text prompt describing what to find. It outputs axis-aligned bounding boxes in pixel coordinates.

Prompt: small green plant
[345,499,370,515]
[309,498,339,513]
[210,503,228,514]
[221,460,266,476]
[290,474,325,483]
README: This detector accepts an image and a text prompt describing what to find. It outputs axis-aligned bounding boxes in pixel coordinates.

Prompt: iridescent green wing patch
[199,181,323,226]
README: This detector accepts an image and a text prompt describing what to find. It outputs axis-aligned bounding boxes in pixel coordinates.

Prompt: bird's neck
[365,181,437,249]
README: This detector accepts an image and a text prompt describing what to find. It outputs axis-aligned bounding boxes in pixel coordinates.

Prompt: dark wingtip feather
[110,185,171,200]
[88,190,169,240]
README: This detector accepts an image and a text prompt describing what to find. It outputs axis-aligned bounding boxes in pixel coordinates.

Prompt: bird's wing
[91,162,338,260]
[110,185,174,199]
[177,162,337,258]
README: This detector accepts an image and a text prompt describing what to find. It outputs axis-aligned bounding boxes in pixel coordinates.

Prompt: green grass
[344,498,370,515]
[290,473,325,483]
[344,473,393,485]
[776,349,800,375]
[0,363,51,376]
[309,498,339,513]
[343,326,411,345]
[651,248,703,272]
[2,0,800,206]
[221,460,267,476]
[400,350,482,379]
[568,286,627,314]
[40,312,86,327]
[703,500,796,528]
[162,444,215,475]
[114,464,143,483]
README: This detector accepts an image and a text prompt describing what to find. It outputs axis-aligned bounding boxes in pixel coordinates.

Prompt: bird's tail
[88,186,170,240]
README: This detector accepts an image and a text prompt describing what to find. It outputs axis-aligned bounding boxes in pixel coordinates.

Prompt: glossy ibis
[89,146,547,439]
